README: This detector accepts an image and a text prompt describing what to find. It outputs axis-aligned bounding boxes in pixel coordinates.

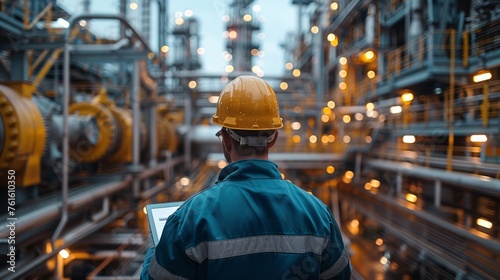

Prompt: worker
[141,75,351,279]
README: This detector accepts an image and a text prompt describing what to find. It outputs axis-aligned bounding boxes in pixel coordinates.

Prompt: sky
[57,0,298,76]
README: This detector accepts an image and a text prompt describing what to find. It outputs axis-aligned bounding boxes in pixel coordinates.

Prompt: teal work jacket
[141,159,351,280]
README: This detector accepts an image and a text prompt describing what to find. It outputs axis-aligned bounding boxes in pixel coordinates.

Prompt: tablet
[146,201,184,245]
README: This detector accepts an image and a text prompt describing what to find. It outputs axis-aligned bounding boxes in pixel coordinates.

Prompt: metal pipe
[132,60,141,197]
[354,152,362,183]
[184,95,192,171]
[0,177,132,238]
[365,159,500,196]
[149,103,158,167]
[396,172,402,197]
[132,60,140,168]
[52,27,72,265]
[434,179,441,208]
[91,197,110,222]
[0,209,127,280]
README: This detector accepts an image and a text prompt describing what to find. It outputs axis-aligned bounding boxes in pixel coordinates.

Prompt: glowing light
[188,81,197,89]
[328,135,335,142]
[326,166,335,174]
[291,122,301,130]
[342,176,352,184]
[280,82,288,90]
[343,135,351,143]
[350,219,359,227]
[184,9,193,17]
[365,136,372,143]
[476,218,493,229]
[321,135,329,143]
[322,107,332,115]
[470,135,487,143]
[330,38,338,47]
[473,70,492,83]
[330,2,339,10]
[339,82,347,90]
[225,65,234,72]
[309,135,318,144]
[327,33,336,41]
[339,57,347,65]
[342,115,351,123]
[197,48,205,55]
[354,113,364,121]
[370,179,381,188]
[402,135,416,144]
[311,26,319,34]
[364,183,373,190]
[390,105,402,114]
[327,101,336,109]
[143,206,147,214]
[376,238,384,246]
[339,70,347,78]
[79,20,87,27]
[321,115,330,122]
[380,256,388,265]
[161,45,170,53]
[243,14,252,21]
[175,18,184,25]
[56,18,70,28]
[292,135,301,143]
[361,50,375,63]
[59,249,70,259]
[345,170,354,179]
[208,96,219,104]
[292,69,301,77]
[129,2,138,10]
[180,177,190,186]
[285,62,293,70]
[405,193,418,203]
[229,30,238,39]
[367,70,376,79]
[224,53,233,61]
[401,91,414,103]
[366,102,375,111]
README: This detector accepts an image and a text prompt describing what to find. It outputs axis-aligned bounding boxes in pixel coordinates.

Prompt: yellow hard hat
[212,76,283,130]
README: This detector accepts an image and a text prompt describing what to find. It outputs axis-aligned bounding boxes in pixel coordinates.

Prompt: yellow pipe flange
[69,102,116,163]
[106,107,133,164]
[0,84,46,187]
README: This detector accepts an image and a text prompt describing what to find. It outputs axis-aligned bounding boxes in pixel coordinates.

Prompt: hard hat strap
[225,128,275,147]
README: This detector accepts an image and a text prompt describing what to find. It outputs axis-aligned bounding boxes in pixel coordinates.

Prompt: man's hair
[227,129,276,156]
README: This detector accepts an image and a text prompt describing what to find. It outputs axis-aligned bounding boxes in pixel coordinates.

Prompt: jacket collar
[217,159,282,182]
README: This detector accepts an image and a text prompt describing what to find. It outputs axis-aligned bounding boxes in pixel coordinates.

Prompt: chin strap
[225,128,275,147]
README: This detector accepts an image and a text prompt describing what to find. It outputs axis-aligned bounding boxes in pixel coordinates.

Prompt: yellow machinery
[157,103,179,155]
[69,88,138,164]
[0,82,46,187]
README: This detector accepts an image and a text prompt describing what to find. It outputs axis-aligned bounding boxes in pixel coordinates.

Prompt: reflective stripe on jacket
[141,159,351,280]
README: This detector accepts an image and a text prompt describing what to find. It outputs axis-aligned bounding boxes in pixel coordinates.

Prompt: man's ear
[222,129,232,152]
[268,130,279,148]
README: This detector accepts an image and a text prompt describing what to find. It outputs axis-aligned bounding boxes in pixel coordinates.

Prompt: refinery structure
[0,0,499,279]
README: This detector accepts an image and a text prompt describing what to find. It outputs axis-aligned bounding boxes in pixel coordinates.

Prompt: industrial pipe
[365,158,500,196]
